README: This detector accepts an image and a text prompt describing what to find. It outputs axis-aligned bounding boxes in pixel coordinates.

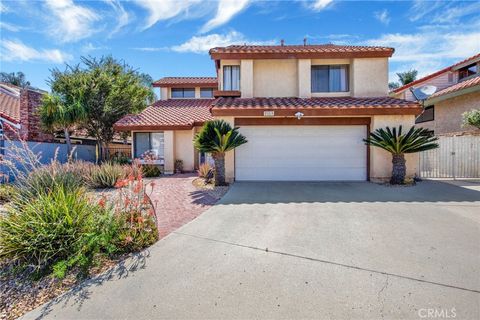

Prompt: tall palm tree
[39,94,86,156]
[364,126,439,184]
[194,120,247,186]
[396,69,418,86]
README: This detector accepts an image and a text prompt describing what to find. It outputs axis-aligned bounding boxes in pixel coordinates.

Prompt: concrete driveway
[24,181,480,319]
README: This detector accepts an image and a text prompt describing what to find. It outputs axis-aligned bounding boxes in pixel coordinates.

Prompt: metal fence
[419,133,480,178]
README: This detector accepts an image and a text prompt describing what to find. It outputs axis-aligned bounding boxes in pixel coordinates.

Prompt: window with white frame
[171,88,195,98]
[134,132,164,158]
[311,65,349,92]
[223,65,240,90]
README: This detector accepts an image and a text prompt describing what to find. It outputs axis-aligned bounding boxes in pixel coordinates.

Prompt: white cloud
[104,0,131,36]
[0,2,8,13]
[364,31,480,80]
[201,0,251,33]
[311,0,333,11]
[134,0,202,30]
[132,47,169,52]
[1,39,72,63]
[0,21,23,32]
[171,31,275,54]
[44,0,99,43]
[374,9,390,25]
[81,43,109,54]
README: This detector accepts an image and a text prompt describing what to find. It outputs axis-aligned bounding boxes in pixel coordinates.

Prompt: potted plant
[175,159,183,174]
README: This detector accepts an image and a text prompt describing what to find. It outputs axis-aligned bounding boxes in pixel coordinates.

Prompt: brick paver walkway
[148,173,220,239]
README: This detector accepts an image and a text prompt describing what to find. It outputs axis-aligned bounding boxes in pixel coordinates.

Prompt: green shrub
[86,162,126,188]
[110,153,131,165]
[14,162,86,201]
[0,185,117,277]
[0,184,16,204]
[142,165,161,177]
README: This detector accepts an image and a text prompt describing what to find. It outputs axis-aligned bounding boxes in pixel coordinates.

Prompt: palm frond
[364,125,439,155]
[194,120,248,155]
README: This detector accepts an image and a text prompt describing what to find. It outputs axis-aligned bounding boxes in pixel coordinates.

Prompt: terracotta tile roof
[153,77,217,88]
[114,99,214,131]
[210,44,394,59]
[212,96,420,110]
[428,75,480,99]
[0,83,21,123]
[392,53,480,93]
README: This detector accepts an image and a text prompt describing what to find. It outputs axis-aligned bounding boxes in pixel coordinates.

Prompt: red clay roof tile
[152,77,217,88]
[212,96,420,109]
[0,83,21,123]
[114,99,214,131]
[429,75,480,99]
[210,44,394,59]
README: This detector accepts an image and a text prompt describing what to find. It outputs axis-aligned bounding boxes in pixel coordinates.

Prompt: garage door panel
[235,125,367,181]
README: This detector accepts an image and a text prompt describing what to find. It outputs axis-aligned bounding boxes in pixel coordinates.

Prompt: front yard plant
[194,120,247,186]
[364,125,439,184]
[0,142,159,319]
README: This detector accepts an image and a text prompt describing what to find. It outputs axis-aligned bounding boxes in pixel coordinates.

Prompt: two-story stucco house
[391,53,480,134]
[114,44,422,182]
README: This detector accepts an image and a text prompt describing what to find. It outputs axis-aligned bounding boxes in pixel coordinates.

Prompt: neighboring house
[115,43,422,182]
[391,54,480,134]
[0,82,53,142]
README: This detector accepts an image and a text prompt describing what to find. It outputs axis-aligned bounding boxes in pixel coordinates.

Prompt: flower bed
[0,143,159,319]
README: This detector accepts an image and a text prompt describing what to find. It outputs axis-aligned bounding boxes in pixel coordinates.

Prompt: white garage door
[235,125,367,181]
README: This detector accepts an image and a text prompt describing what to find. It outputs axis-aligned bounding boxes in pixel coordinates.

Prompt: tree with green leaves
[462,109,480,129]
[388,82,400,90]
[39,94,86,155]
[0,71,30,87]
[48,56,155,161]
[364,126,439,184]
[194,120,247,186]
[396,69,418,86]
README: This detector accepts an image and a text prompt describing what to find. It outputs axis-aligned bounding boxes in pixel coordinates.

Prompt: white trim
[0,117,21,129]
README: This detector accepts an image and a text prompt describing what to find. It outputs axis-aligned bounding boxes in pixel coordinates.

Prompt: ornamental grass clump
[86,162,127,189]
[0,184,117,278]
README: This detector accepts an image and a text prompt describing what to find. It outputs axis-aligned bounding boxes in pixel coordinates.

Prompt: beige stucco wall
[370,115,418,181]
[253,59,298,97]
[174,130,195,172]
[298,59,311,98]
[352,58,389,97]
[241,60,253,98]
[427,91,480,134]
[163,131,175,174]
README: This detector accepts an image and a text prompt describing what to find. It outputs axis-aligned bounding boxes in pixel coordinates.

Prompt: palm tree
[364,126,439,184]
[194,120,247,186]
[396,69,418,86]
[0,71,30,87]
[39,93,86,156]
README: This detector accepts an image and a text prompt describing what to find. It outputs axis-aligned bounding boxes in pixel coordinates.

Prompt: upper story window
[223,65,240,91]
[311,65,349,93]
[171,88,195,98]
[200,88,214,98]
[458,63,478,80]
[415,105,434,124]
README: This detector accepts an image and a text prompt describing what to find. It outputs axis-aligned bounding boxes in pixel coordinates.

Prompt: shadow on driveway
[218,180,480,204]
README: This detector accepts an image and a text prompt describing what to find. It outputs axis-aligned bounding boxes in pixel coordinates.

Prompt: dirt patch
[0,257,118,320]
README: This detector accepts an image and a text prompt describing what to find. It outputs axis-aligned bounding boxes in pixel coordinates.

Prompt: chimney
[280,39,285,46]
[303,38,307,46]
[19,88,53,142]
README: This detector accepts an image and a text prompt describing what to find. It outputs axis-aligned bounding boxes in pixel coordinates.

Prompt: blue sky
[1,0,479,91]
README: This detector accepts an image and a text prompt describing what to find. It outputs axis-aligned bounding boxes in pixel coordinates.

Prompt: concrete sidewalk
[23,181,480,319]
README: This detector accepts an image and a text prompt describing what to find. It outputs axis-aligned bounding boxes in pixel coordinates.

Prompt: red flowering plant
[105,162,159,252]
